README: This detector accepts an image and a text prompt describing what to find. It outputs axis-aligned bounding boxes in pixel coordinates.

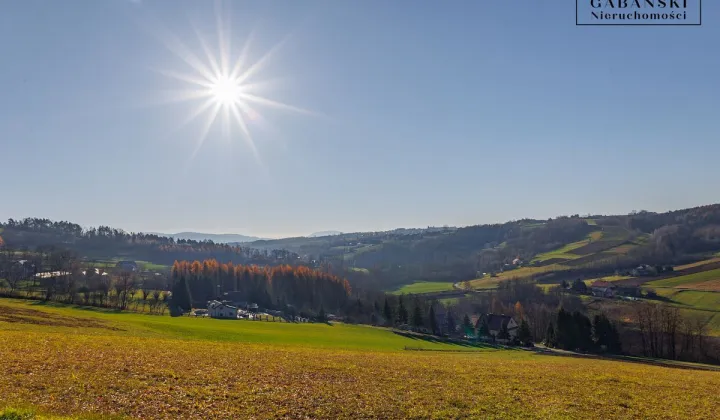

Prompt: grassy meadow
[675,257,720,271]
[529,227,634,264]
[530,239,588,262]
[646,268,720,290]
[652,289,720,312]
[468,264,563,289]
[389,281,456,295]
[468,225,642,290]
[80,259,169,272]
[2,298,720,419]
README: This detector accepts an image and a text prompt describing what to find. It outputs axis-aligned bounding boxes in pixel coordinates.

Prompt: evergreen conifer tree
[545,322,556,347]
[383,298,393,325]
[429,306,438,335]
[397,296,409,325]
[412,302,424,327]
[446,312,456,335]
[477,316,490,337]
[462,314,474,337]
[170,275,192,316]
[517,319,532,343]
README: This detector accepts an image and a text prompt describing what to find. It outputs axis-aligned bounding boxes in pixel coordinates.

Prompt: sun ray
[152,69,214,89]
[150,24,215,83]
[153,88,212,105]
[190,102,223,162]
[234,78,285,94]
[183,97,218,128]
[190,21,223,79]
[215,0,231,76]
[238,92,315,115]
[230,102,262,163]
[222,102,232,140]
[236,34,291,85]
[230,27,256,80]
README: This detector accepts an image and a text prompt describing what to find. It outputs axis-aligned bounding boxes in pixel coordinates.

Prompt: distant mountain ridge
[309,231,343,237]
[147,232,265,243]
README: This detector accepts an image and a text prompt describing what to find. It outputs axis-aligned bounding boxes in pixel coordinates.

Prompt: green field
[2,298,720,419]
[437,297,462,306]
[675,257,720,271]
[708,313,720,335]
[0,299,457,352]
[136,260,169,271]
[670,291,720,312]
[651,289,720,312]
[530,227,637,264]
[468,264,563,289]
[596,275,633,282]
[531,235,598,262]
[646,268,720,290]
[390,281,455,295]
[582,275,633,286]
[83,260,169,272]
[646,289,720,334]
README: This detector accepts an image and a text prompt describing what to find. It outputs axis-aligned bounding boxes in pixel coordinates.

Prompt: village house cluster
[198,292,316,322]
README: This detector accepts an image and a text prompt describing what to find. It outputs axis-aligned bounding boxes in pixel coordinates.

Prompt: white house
[208,300,241,319]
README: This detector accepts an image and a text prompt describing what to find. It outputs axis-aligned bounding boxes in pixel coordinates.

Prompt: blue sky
[1,0,718,238]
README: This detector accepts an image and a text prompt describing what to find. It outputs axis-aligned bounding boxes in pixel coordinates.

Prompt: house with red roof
[590,280,616,298]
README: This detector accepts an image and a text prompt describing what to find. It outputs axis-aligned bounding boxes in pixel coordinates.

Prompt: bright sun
[208,74,243,107]
[151,1,314,164]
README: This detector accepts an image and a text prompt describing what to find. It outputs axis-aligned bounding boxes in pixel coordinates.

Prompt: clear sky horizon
[1,1,718,239]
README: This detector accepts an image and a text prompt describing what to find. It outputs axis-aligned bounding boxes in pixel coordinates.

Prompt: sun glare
[209,74,243,106]
[150,1,314,164]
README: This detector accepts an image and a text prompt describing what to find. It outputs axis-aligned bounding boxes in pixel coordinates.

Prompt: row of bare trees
[0,246,169,313]
[632,303,712,362]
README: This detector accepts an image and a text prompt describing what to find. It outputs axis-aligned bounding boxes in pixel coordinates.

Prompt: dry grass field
[1,299,720,419]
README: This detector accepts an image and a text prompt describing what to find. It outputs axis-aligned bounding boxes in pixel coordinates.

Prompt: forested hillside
[0,218,298,266]
[3,204,720,290]
[296,205,720,289]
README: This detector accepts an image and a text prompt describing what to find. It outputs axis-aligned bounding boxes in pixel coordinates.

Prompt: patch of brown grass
[682,279,720,292]
[2,330,720,419]
[676,257,720,271]
[0,305,121,331]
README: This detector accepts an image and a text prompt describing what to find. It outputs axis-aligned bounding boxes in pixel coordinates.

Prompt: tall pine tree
[412,301,424,327]
[545,322,556,347]
[429,306,438,335]
[383,298,393,326]
[446,311,456,335]
[170,275,192,316]
[593,313,621,354]
[397,296,409,325]
[517,319,532,343]
[477,316,490,338]
[462,314,473,336]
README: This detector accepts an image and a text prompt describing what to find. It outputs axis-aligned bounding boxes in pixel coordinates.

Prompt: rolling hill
[309,230,343,237]
[4,204,720,295]
[148,231,265,243]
